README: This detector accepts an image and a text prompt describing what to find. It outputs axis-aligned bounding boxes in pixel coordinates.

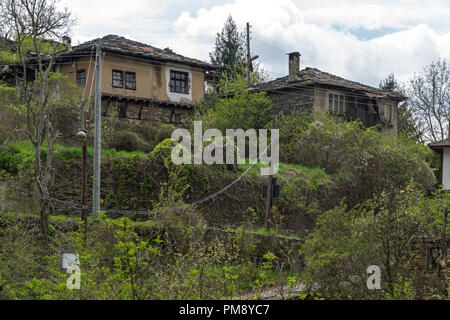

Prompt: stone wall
[266,88,314,114]
[101,98,192,128]
[411,237,449,298]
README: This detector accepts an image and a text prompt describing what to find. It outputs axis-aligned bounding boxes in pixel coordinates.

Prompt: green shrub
[197,90,273,132]
[302,184,433,300]
[0,147,19,174]
[108,130,151,152]
[279,111,435,204]
[0,142,34,174]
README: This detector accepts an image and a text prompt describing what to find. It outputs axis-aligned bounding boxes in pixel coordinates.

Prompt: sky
[60,0,450,87]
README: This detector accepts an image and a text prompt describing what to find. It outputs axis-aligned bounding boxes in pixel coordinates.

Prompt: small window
[172,112,181,124]
[118,105,127,118]
[125,72,136,90]
[112,70,123,88]
[170,70,189,94]
[76,69,86,88]
[328,93,345,114]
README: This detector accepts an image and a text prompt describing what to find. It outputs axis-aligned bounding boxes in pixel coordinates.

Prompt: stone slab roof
[429,137,450,151]
[57,35,217,70]
[251,67,406,101]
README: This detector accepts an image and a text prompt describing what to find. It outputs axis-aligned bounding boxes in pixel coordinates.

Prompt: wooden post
[443,206,448,264]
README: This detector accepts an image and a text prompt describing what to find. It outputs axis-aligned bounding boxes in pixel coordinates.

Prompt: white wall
[165,64,192,103]
[443,148,450,190]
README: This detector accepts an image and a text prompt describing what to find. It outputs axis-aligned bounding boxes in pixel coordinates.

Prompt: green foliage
[99,111,177,153]
[198,90,273,132]
[0,83,23,144]
[0,141,34,174]
[151,138,178,164]
[392,276,416,300]
[0,216,42,299]
[214,61,268,95]
[209,15,246,68]
[108,130,151,153]
[0,83,17,103]
[16,35,66,58]
[279,111,435,204]
[302,184,436,299]
[0,50,18,65]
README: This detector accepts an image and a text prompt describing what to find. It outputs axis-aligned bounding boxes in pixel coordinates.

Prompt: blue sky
[61,0,450,87]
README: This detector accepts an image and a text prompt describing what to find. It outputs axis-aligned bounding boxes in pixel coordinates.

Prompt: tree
[1,0,75,240]
[408,58,450,143]
[379,73,424,142]
[214,61,268,95]
[302,184,432,299]
[209,15,246,69]
[200,90,273,132]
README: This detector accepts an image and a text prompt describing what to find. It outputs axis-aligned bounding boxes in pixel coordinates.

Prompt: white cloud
[169,0,450,86]
[59,0,450,87]
[298,1,450,31]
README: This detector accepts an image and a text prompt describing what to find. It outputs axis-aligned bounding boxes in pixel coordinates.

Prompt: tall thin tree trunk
[40,199,49,241]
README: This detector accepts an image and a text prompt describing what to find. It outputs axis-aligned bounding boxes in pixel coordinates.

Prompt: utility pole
[81,103,88,247]
[246,22,251,87]
[246,23,259,88]
[264,114,278,230]
[92,39,102,216]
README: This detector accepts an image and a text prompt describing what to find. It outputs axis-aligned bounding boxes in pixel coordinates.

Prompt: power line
[0,130,277,218]
[253,33,378,86]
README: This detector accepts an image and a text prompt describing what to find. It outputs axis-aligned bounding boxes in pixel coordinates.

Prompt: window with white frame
[170,70,189,94]
[328,92,346,114]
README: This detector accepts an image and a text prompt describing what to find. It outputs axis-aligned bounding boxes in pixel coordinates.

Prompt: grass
[3,211,303,242]
[207,263,305,293]
[223,225,304,241]
[54,144,149,159]
[240,158,329,182]
[0,140,149,170]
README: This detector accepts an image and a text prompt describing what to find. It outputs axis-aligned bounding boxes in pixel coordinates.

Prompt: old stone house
[55,35,217,127]
[251,52,406,136]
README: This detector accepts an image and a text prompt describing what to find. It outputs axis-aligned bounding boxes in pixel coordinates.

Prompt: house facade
[56,35,217,127]
[251,52,406,136]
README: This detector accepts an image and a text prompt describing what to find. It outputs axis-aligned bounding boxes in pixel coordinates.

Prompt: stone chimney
[62,36,72,51]
[288,52,300,81]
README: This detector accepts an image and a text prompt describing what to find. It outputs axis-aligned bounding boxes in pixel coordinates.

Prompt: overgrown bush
[100,118,177,153]
[279,111,436,206]
[196,90,273,132]
[108,130,151,153]
[301,184,443,300]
